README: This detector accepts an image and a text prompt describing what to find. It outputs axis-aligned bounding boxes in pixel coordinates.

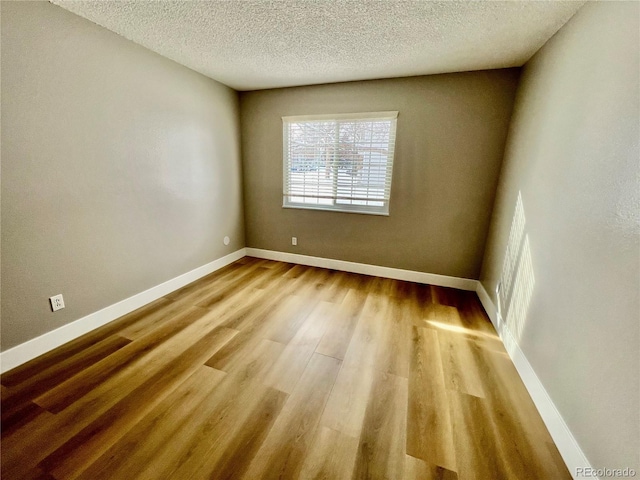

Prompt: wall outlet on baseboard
[291,237,297,246]
[50,294,65,312]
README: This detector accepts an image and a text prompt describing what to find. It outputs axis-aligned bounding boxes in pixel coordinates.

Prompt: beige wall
[481,1,639,471]
[1,1,244,351]
[241,71,519,279]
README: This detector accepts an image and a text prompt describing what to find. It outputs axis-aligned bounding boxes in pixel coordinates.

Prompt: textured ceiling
[51,0,586,91]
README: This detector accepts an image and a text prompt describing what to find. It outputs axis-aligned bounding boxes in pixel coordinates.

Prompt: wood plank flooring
[1,257,571,480]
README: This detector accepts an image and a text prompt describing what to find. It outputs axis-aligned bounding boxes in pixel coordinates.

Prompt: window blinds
[282,111,398,215]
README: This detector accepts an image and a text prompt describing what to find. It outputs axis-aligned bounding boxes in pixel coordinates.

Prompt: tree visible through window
[282,112,398,215]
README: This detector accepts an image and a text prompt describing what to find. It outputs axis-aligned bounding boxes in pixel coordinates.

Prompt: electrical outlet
[50,294,65,312]
[223,236,230,245]
[291,236,297,246]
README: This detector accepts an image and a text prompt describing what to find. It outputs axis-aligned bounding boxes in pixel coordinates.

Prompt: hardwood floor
[1,257,571,480]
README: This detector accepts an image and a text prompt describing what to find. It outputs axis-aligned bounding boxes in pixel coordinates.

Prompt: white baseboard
[246,248,478,291]
[1,247,471,373]
[475,279,502,331]
[0,248,247,374]
[0,245,595,480]
[476,282,594,480]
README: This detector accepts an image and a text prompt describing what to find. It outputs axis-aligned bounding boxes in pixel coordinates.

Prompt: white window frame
[282,111,398,216]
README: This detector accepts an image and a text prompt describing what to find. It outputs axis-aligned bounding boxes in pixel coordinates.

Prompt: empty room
[1,1,638,479]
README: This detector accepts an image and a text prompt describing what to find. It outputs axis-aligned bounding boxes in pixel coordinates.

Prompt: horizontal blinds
[283,113,398,211]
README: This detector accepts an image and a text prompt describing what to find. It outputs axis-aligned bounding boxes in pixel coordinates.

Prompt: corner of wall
[475,282,593,479]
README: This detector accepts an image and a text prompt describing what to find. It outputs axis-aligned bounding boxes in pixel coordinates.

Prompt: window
[282,111,398,215]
